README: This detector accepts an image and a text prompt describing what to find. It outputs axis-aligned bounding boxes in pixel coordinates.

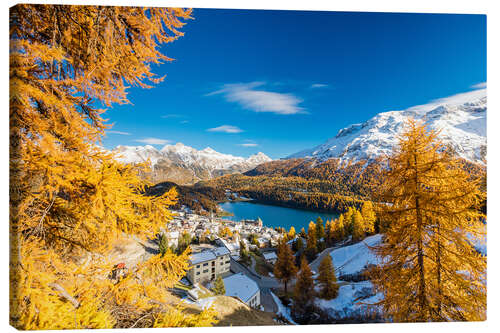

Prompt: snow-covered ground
[329,234,382,277]
[315,281,382,320]
[181,296,217,309]
[270,292,298,325]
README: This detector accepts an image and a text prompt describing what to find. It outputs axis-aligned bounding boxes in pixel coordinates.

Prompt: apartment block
[187,246,231,284]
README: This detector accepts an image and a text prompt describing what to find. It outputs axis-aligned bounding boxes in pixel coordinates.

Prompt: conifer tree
[273,241,298,293]
[288,226,296,240]
[315,217,326,251]
[361,201,376,234]
[316,217,325,240]
[10,4,218,329]
[212,276,226,295]
[371,119,486,322]
[159,233,169,257]
[324,220,332,244]
[292,257,315,321]
[294,237,304,253]
[352,210,365,241]
[299,227,307,239]
[306,221,317,259]
[317,255,339,299]
[344,207,355,236]
[335,215,346,241]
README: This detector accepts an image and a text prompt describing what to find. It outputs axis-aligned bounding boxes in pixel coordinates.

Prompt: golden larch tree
[352,210,365,241]
[292,257,315,321]
[10,4,218,329]
[306,221,317,259]
[370,119,486,322]
[361,201,376,234]
[335,215,346,241]
[273,240,298,293]
[317,255,339,299]
[288,226,296,240]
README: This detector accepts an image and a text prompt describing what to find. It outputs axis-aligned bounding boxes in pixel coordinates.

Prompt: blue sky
[101,9,486,159]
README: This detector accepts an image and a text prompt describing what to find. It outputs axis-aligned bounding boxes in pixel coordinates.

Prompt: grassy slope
[210,296,278,326]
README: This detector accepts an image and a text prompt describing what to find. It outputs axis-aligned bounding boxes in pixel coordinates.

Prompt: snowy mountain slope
[112,142,272,184]
[329,234,382,278]
[289,88,486,164]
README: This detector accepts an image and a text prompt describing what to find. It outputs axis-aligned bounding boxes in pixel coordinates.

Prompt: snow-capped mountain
[112,143,272,184]
[289,88,486,164]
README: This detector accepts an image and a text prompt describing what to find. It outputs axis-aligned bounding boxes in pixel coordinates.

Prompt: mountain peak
[202,147,216,154]
[112,142,273,184]
[247,152,272,163]
[289,89,486,164]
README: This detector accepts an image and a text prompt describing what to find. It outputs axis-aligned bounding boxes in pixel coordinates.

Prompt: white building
[215,237,240,256]
[223,273,260,308]
[186,246,231,284]
[262,251,278,265]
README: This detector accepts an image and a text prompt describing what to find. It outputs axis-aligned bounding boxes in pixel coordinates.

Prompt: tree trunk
[414,153,427,321]
[436,221,442,319]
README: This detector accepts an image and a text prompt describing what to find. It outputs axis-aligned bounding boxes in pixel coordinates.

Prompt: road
[230,258,279,312]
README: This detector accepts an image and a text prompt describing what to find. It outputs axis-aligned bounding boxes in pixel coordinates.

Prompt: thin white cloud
[207,125,243,134]
[180,120,189,124]
[206,82,305,115]
[406,87,487,113]
[161,114,183,119]
[310,83,329,89]
[135,138,171,145]
[239,143,258,147]
[108,130,131,135]
[471,82,487,89]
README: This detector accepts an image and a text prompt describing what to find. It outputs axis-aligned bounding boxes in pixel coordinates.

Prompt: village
[161,205,283,313]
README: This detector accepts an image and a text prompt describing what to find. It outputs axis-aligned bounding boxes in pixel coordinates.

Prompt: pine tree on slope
[317,255,339,299]
[212,276,226,295]
[273,241,298,294]
[292,257,316,321]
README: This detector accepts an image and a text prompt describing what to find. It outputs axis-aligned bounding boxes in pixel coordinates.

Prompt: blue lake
[219,201,340,232]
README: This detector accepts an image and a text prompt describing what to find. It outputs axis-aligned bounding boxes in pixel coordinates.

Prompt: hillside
[145,181,227,214]
[106,237,279,326]
[209,296,278,326]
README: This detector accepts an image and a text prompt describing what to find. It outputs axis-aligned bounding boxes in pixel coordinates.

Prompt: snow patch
[315,281,383,319]
[181,296,216,309]
[329,234,382,277]
[270,292,298,325]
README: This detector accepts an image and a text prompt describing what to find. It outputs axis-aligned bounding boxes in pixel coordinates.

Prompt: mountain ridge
[288,88,486,164]
[112,142,272,185]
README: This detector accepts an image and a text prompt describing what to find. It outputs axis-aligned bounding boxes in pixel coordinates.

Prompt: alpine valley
[200,88,487,215]
[112,88,487,216]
